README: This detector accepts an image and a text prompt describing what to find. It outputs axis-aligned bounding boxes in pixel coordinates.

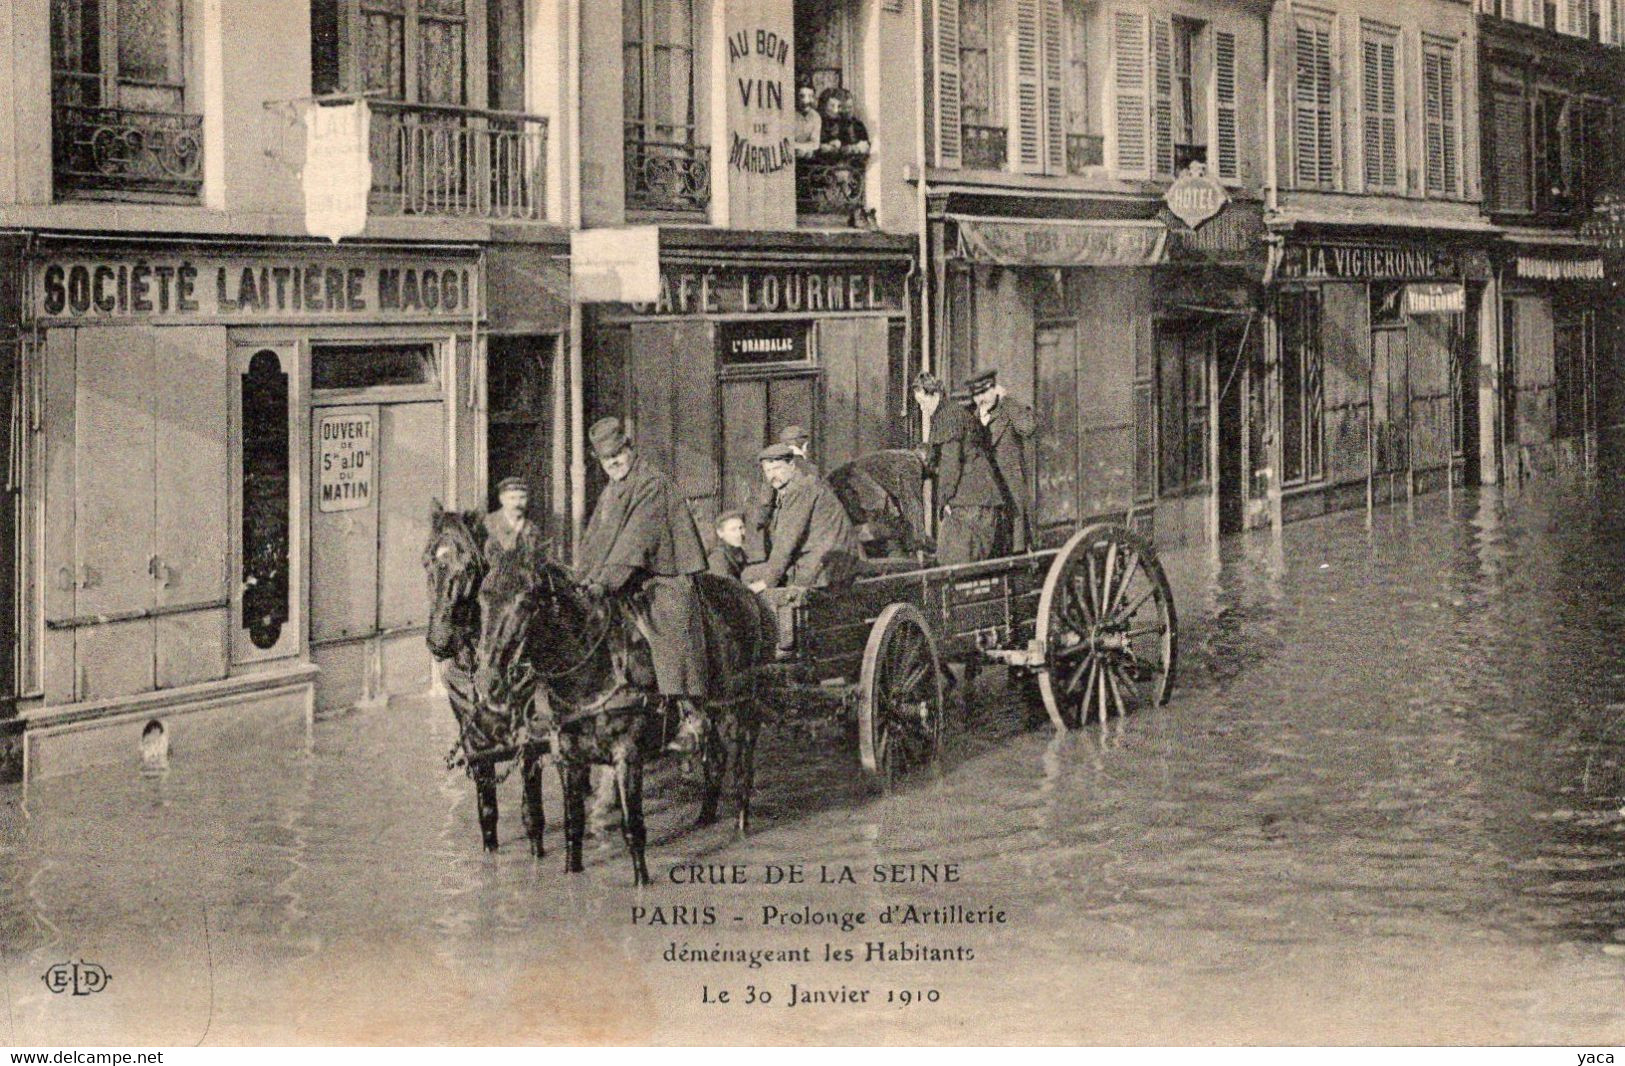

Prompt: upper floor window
[1421,37,1461,197]
[793,0,873,222]
[1292,14,1335,188]
[1361,23,1399,192]
[622,0,708,215]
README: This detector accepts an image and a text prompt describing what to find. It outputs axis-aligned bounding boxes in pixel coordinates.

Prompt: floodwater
[5,483,1625,1044]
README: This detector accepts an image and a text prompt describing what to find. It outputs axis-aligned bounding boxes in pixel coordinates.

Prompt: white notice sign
[571,227,660,303]
[303,100,373,243]
[318,413,374,512]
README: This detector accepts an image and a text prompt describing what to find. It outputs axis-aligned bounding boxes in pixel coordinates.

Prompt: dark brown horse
[422,503,548,857]
[474,550,771,885]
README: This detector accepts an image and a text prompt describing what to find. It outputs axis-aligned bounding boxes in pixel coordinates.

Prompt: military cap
[757,442,797,462]
[495,476,530,494]
[588,416,631,459]
[779,424,811,447]
[963,368,999,396]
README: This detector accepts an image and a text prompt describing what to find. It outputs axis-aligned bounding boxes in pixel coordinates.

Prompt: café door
[310,401,444,645]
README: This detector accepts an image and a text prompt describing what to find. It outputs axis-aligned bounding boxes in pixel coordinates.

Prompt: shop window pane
[241,350,290,651]
[312,343,438,390]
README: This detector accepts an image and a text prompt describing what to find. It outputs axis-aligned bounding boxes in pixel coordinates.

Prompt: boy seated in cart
[742,443,866,653]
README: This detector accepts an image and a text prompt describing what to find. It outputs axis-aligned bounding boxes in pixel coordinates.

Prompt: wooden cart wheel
[1035,523,1178,729]
[858,602,946,783]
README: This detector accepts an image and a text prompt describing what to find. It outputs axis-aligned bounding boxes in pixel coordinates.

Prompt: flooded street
[6,484,1625,1044]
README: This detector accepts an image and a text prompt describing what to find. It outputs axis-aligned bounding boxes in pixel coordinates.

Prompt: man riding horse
[575,416,712,756]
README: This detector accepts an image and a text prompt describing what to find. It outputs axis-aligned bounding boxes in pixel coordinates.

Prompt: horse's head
[474,553,593,718]
[423,500,486,662]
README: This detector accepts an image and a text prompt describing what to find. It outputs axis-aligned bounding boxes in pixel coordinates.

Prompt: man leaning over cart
[742,442,865,654]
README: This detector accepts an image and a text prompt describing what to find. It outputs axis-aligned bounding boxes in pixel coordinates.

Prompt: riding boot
[664,698,706,755]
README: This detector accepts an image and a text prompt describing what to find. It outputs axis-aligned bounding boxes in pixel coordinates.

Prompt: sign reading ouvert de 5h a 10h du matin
[34,258,477,319]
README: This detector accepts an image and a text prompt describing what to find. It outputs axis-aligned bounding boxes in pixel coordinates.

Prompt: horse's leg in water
[560,750,588,874]
[612,729,652,886]
[695,702,724,827]
[732,707,762,836]
[520,746,546,859]
[473,761,500,852]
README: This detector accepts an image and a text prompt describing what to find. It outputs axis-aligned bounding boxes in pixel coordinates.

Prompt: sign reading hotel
[35,258,476,320]
[302,100,372,242]
[1277,243,1459,281]
[317,413,374,512]
[1163,164,1229,229]
[624,265,903,317]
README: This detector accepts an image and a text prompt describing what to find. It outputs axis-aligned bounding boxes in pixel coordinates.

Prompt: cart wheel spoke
[859,603,944,784]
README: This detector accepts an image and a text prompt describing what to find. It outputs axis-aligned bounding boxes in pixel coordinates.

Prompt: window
[1064,1,1100,171]
[623,0,706,213]
[1535,90,1575,212]
[1362,24,1399,191]
[239,349,293,657]
[958,0,1005,166]
[311,0,521,105]
[1554,307,1593,440]
[312,344,439,391]
[1422,39,1460,197]
[1293,16,1334,187]
[1279,290,1325,485]
[51,0,201,197]
[1489,72,1531,213]
[1156,324,1210,496]
[1171,19,1202,160]
[796,0,852,97]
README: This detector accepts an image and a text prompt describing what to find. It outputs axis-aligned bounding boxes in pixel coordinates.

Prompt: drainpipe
[914,0,935,531]
[1263,5,1282,533]
[567,0,585,562]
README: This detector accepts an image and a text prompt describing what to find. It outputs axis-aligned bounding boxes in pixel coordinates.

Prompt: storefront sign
[1163,164,1229,229]
[1404,283,1465,315]
[302,100,372,242]
[35,257,477,320]
[1515,256,1605,281]
[953,217,1167,268]
[720,320,809,365]
[624,265,903,317]
[726,27,793,176]
[317,413,374,512]
[1275,242,1461,281]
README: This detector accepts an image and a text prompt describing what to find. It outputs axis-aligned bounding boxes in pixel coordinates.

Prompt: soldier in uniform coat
[483,476,549,568]
[576,417,711,753]
[970,370,1037,552]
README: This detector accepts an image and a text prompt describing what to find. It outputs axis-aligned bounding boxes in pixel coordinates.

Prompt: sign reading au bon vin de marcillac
[619,264,903,318]
[35,258,476,320]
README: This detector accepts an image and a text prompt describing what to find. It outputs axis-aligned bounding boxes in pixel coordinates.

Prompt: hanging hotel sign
[622,264,904,317]
[317,412,374,512]
[34,257,477,320]
[953,217,1168,267]
[1403,283,1465,315]
[1275,242,1461,281]
[1163,164,1229,229]
[1515,256,1605,281]
[302,99,373,242]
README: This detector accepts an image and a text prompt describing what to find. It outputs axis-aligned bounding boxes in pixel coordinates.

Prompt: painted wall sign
[623,265,904,317]
[317,413,374,512]
[719,320,809,365]
[1404,283,1465,315]
[302,100,372,242]
[1163,164,1230,229]
[1276,243,1460,281]
[1515,256,1605,281]
[723,6,796,230]
[34,258,477,320]
[954,218,1167,267]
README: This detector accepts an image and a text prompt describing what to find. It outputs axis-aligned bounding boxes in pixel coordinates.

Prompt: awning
[951,215,1167,268]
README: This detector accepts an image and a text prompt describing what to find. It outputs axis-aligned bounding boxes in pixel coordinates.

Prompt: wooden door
[1372,326,1408,476]
[718,374,819,515]
[1034,322,1079,533]
[310,404,380,644]
[377,402,445,631]
[818,318,893,473]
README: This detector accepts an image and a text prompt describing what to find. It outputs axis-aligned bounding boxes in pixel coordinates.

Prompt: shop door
[310,401,444,645]
[1372,326,1409,477]
[719,374,819,514]
[1033,323,1080,536]
[1215,320,1251,536]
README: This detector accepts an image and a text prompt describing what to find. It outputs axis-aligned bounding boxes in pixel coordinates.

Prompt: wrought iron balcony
[1066,133,1105,173]
[624,132,711,215]
[961,124,1008,170]
[796,153,868,220]
[52,103,203,198]
[369,100,548,219]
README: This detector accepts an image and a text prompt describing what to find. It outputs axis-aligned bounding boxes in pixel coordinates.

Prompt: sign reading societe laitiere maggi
[34,258,478,320]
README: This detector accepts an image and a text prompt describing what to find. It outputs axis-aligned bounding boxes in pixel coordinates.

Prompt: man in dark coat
[577,416,710,753]
[742,443,864,652]
[970,370,1037,552]
[930,373,1008,566]
[743,423,819,563]
[483,476,549,568]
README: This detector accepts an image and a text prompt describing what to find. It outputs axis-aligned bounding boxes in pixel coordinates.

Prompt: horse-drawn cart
[764,451,1180,784]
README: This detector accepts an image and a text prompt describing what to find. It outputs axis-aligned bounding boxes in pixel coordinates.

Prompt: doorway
[1215,317,1253,536]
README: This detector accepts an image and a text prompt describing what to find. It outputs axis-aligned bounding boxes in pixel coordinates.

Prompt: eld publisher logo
[40,961,111,996]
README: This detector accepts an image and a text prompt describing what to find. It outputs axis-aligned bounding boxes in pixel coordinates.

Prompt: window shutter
[1151,17,1173,176]
[1423,45,1457,196]
[934,0,963,168]
[1439,49,1458,195]
[1113,9,1148,174]
[1016,0,1043,171]
[1214,30,1238,179]
[1293,21,1333,185]
[1492,88,1530,211]
[1042,0,1066,174]
[1361,35,1397,189]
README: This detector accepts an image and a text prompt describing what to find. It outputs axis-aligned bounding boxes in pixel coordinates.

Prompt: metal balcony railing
[52,101,203,198]
[368,100,548,219]
[1067,133,1105,173]
[796,154,868,219]
[624,130,711,215]
[961,124,1008,170]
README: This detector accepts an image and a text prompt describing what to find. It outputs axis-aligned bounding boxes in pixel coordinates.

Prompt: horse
[422,502,548,858]
[474,550,771,885]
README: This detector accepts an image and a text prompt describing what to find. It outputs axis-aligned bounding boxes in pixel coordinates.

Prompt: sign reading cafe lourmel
[35,258,477,319]
[623,264,904,317]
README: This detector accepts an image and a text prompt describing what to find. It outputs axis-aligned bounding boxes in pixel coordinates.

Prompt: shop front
[16,240,484,778]
[1491,241,1609,482]
[582,236,915,539]
[1269,234,1490,524]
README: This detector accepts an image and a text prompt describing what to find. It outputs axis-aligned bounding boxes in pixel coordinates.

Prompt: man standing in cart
[742,442,864,653]
[970,370,1037,552]
[743,423,818,562]
[576,416,711,755]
